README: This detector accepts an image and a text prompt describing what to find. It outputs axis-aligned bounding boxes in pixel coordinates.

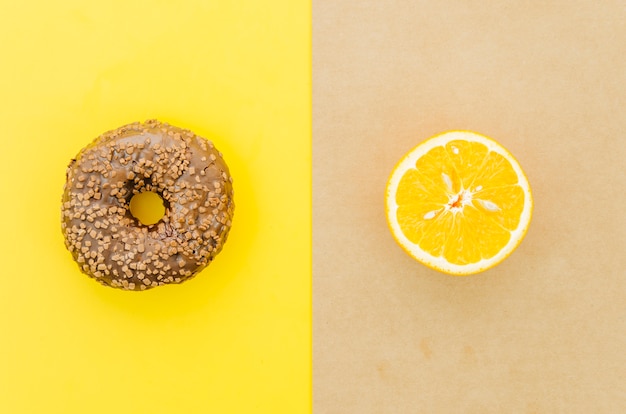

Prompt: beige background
[313,1,626,412]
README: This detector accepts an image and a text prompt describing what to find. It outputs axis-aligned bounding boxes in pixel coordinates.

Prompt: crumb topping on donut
[61,120,234,291]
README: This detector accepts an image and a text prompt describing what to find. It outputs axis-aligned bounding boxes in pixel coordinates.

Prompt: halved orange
[385,131,532,275]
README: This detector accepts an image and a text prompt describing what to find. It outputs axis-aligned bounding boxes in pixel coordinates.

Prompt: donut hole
[129,191,166,226]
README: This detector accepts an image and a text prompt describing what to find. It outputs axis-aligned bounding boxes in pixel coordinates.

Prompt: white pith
[386,131,533,275]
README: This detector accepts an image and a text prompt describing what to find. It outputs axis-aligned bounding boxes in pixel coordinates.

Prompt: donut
[61,120,234,291]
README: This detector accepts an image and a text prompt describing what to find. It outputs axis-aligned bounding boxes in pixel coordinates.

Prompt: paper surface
[0,1,310,413]
[313,1,626,412]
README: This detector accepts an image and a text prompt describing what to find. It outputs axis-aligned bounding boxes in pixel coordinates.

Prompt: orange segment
[395,169,448,206]
[451,204,512,262]
[472,151,519,188]
[473,185,525,230]
[444,140,489,189]
[414,146,461,194]
[385,131,532,275]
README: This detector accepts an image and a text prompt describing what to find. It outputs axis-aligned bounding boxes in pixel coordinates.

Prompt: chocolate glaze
[61,120,234,291]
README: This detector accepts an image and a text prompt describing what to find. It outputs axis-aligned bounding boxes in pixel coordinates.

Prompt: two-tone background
[2,1,626,413]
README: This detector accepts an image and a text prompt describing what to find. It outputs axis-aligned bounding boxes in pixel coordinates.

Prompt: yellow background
[0,1,310,413]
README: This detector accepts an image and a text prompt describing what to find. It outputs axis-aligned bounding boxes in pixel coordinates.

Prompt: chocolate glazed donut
[61,120,234,291]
